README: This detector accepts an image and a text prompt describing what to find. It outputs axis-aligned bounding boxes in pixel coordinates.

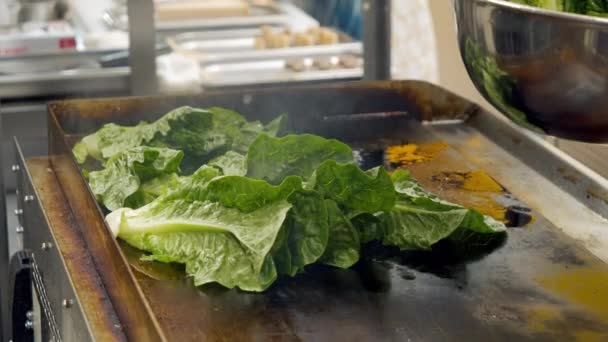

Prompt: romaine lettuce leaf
[76,107,208,163]
[88,146,183,211]
[263,113,288,137]
[246,134,354,184]
[106,167,337,290]
[74,106,289,175]
[351,212,384,244]
[107,175,302,291]
[221,111,288,155]
[510,0,560,10]
[509,0,608,16]
[380,169,506,251]
[93,119,508,292]
[307,161,395,217]
[209,151,247,176]
[320,200,361,268]
[278,190,330,275]
[126,173,181,210]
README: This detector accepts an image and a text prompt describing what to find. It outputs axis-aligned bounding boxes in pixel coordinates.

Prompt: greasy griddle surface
[47,81,608,341]
[121,120,608,342]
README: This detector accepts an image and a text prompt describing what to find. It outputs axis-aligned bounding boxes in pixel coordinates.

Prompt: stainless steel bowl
[455,0,608,142]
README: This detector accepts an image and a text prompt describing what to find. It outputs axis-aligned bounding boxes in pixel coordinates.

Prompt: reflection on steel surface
[455,0,608,142]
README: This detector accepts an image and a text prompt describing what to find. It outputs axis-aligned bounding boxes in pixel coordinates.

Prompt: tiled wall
[390,0,438,82]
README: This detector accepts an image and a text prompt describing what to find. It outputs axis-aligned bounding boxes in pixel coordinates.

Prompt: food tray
[167,29,363,87]
[168,28,356,54]
[103,2,311,33]
[47,80,608,341]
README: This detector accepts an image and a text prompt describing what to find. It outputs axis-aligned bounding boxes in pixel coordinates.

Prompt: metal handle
[9,250,33,342]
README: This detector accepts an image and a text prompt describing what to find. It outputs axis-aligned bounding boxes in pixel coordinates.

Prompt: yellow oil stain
[525,304,562,333]
[574,331,608,342]
[471,200,508,223]
[429,170,509,223]
[385,142,448,166]
[523,303,608,341]
[466,136,483,148]
[462,170,504,192]
[430,170,503,193]
[538,267,608,320]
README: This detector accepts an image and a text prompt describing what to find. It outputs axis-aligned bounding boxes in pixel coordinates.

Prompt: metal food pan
[104,2,297,32]
[46,80,608,341]
[168,29,363,87]
[199,59,362,88]
[168,29,355,54]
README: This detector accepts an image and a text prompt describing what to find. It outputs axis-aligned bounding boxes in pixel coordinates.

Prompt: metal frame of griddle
[14,138,128,342]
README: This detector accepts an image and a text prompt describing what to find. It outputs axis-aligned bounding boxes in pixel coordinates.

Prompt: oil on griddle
[123,117,608,342]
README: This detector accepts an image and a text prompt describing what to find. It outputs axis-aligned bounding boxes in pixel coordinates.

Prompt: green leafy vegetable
[510,0,560,10]
[231,113,288,153]
[320,200,361,268]
[380,169,506,250]
[73,137,93,164]
[79,105,508,292]
[126,173,181,210]
[73,106,286,170]
[247,134,354,184]
[284,190,330,270]
[583,0,608,16]
[107,176,301,291]
[76,107,205,162]
[209,151,247,176]
[308,161,395,217]
[88,146,183,211]
[263,113,288,137]
[351,213,384,244]
[464,39,544,133]
[509,0,608,16]
[107,171,335,291]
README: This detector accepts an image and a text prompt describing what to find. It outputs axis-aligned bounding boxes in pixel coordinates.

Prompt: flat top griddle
[38,80,608,341]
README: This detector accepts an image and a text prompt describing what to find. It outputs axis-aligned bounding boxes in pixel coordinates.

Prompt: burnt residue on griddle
[398,268,417,280]
[548,246,586,266]
[430,170,504,192]
[351,261,392,293]
[505,206,533,228]
[429,171,533,228]
[353,149,385,171]
[356,140,536,229]
[360,234,506,286]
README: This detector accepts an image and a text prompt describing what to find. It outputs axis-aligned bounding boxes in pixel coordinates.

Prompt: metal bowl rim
[472,0,608,26]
